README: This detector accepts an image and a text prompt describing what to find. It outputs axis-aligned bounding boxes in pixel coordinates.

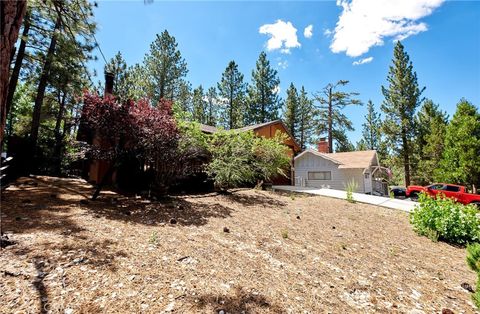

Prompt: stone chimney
[104,71,114,96]
[318,138,329,154]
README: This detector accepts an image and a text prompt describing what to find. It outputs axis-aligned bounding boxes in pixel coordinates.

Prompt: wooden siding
[294,151,366,192]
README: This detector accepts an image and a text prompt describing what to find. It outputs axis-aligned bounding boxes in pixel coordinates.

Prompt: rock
[218,310,226,314]
[332,226,336,229]
[164,301,175,312]
[441,309,454,314]
[65,308,74,314]
[223,227,230,233]
[461,282,474,293]
[296,215,301,220]
[170,218,177,224]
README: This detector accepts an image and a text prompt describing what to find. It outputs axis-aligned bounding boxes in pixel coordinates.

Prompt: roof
[199,124,218,134]
[295,149,378,169]
[198,120,301,151]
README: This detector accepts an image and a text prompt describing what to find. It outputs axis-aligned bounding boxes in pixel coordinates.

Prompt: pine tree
[361,100,382,150]
[175,80,192,114]
[1,0,27,144]
[381,41,425,186]
[435,99,480,188]
[413,99,448,184]
[205,87,218,126]
[192,85,207,124]
[297,86,315,150]
[284,83,299,138]
[217,61,246,129]
[105,52,129,102]
[246,52,281,124]
[314,80,361,153]
[144,30,188,103]
[334,130,355,152]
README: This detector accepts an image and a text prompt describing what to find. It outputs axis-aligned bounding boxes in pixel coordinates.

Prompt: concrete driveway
[272,185,417,212]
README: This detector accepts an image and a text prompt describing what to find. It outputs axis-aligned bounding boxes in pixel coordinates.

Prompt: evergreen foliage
[246,52,281,124]
[413,99,448,184]
[381,41,425,186]
[314,80,361,153]
[435,99,480,188]
[217,61,246,129]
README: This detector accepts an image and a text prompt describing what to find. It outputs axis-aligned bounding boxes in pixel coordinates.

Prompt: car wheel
[410,192,419,202]
[471,201,480,208]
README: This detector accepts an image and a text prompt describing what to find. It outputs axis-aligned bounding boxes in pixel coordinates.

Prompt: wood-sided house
[294,140,388,195]
[199,120,301,185]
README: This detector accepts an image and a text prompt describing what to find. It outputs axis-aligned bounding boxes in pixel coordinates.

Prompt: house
[199,120,301,184]
[294,139,388,195]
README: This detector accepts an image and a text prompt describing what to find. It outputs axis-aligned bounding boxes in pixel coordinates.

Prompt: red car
[406,183,480,206]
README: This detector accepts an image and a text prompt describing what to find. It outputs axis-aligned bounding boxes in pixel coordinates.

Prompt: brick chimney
[318,138,329,154]
[104,71,114,96]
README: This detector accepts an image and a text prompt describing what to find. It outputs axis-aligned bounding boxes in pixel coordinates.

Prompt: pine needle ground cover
[0,176,476,313]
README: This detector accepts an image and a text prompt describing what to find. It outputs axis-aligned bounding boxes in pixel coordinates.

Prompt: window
[445,185,460,192]
[308,171,331,180]
[428,184,445,190]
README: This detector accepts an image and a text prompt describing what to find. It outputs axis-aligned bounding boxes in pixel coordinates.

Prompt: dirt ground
[0,176,477,313]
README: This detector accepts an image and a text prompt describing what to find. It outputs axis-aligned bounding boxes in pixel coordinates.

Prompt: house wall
[294,152,365,193]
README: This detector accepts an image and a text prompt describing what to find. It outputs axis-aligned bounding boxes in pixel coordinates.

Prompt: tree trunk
[30,16,60,153]
[53,90,67,175]
[6,11,30,118]
[402,130,411,187]
[0,1,27,146]
[327,87,333,153]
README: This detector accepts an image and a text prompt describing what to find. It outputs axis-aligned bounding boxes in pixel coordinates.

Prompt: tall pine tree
[284,83,299,138]
[217,61,246,129]
[205,87,218,126]
[413,99,448,184]
[314,80,361,153]
[297,86,315,150]
[435,99,480,188]
[361,100,381,150]
[192,85,207,124]
[143,30,188,103]
[381,41,424,186]
[246,52,281,124]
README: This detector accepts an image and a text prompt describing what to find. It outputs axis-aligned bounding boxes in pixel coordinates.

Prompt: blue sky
[89,0,480,144]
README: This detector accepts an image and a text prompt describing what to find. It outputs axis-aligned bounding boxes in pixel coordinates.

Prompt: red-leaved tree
[81,92,178,198]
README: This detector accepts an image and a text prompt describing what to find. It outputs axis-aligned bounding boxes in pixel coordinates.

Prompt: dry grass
[0,176,477,313]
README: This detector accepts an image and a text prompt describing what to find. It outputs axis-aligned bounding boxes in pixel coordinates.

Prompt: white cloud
[304,24,313,39]
[329,0,444,57]
[277,60,288,70]
[352,56,373,65]
[259,20,301,54]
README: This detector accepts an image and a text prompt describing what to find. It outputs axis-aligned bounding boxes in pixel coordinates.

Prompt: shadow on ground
[190,287,284,314]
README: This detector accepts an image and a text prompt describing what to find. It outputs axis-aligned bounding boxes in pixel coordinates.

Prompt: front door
[364,172,372,194]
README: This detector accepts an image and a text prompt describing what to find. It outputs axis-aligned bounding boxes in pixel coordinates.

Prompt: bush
[466,243,480,308]
[206,130,290,189]
[344,179,358,203]
[409,193,480,244]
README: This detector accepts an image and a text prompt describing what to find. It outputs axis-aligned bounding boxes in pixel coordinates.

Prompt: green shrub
[409,193,480,244]
[206,130,290,189]
[344,179,358,203]
[466,243,480,308]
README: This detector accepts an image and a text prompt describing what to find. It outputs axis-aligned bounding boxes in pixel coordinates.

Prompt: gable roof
[295,149,378,169]
[198,120,301,151]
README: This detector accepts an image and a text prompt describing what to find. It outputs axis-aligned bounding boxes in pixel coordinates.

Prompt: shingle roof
[295,149,378,169]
